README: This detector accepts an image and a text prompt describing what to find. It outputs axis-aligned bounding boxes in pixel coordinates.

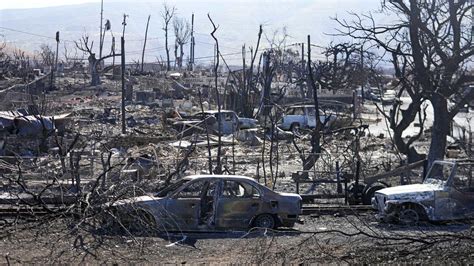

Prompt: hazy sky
[0,0,387,65]
[0,0,100,10]
[0,0,383,10]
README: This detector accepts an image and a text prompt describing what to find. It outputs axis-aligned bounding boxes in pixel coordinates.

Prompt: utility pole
[122,14,128,37]
[242,44,246,99]
[54,31,60,88]
[360,44,365,103]
[300,42,305,98]
[99,0,104,60]
[121,14,127,134]
[111,36,115,67]
[55,31,59,72]
[189,13,195,71]
[141,15,151,73]
[121,36,126,134]
[50,31,60,90]
[301,43,305,70]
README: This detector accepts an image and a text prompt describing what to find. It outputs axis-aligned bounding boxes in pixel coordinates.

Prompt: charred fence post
[422,159,428,181]
[336,161,342,194]
[344,175,348,205]
[296,180,300,195]
[355,160,360,187]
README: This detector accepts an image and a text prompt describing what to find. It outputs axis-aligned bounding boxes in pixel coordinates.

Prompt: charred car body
[372,160,474,224]
[172,110,258,136]
[107,175,302,231]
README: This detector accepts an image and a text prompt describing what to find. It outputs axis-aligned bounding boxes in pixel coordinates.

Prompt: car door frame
[215,179,264,229]
[164,179,207,230]
[447,163,474,219]
[305,106,315,128]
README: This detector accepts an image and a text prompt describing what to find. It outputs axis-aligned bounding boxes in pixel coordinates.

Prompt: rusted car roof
[192,110,235,115]
[183,174,258,182]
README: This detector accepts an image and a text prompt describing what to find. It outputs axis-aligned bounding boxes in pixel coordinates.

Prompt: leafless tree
[208,14,223,174]
[0,42,12,79]
[10,48,34,82]
[259,50,277,117]
[314,43,361,92]
[264,26,289,50]
[161,3,176,71]
[260,27,291,102]
[63,43,79,66]
[74,34,119,86]
[227,25,263,117]
[173,17,191,69]
[38,44,55,68]
[336,0,474,166]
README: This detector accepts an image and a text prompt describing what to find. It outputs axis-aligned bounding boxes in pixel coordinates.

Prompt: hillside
[0,0,384,65]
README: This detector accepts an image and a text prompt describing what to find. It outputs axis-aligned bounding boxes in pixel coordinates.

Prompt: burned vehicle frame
[171,110,257,137]
[106,175,302,232]
[372,160,474,224]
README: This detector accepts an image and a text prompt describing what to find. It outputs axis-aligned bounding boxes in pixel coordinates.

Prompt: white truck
[278,105,335,131]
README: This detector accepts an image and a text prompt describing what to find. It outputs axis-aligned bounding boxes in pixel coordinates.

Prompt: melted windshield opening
[424,162,453,185]
[155,179,189,197]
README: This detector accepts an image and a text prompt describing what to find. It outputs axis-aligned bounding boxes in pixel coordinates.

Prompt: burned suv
[372,160,474,224]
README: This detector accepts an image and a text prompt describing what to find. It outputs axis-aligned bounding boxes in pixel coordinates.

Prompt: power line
[0,26,74,43]
[126,45,166,54]
[126,37,160,42]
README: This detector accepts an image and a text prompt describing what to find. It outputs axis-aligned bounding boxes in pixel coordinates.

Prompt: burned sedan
[372,160,474,224]
[107,175,302,231]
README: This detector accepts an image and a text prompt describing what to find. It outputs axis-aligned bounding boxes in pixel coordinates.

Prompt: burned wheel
[290,123,301,135]
[253,214,276,229]
[362,184,386,205]
[399,208,420,225]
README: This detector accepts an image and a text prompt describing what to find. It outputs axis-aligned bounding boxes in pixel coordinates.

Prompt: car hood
[376,183,443,200]
[112,195,164,206]
[238,117,258,122]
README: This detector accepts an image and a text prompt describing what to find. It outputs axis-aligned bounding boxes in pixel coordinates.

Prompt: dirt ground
[1,212,473,264]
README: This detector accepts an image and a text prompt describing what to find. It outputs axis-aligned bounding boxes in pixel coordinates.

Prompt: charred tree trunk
[179,43,184,69]
[173,42,178,69]
[305,35,322,171]
[208,14,222,174]
[261,51,273,117]
[388,97,426,163]
[165,28,171,71]
[427,93,450,166]
[88,55,100,86]
[242,25,262,118]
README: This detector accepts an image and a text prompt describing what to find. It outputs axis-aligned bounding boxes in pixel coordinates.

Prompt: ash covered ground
[1,213,473,264]
[0,65,472,264]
